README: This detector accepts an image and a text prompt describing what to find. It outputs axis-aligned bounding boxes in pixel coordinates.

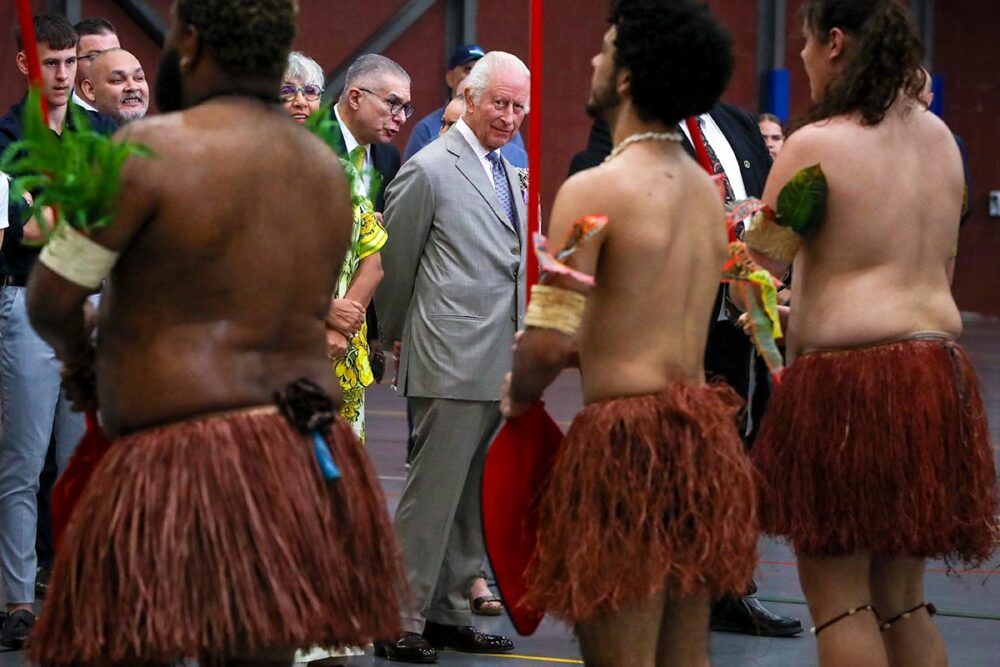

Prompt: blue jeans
[0,286,85,604]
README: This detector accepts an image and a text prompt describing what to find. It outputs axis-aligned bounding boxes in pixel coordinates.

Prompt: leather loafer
[0,609,35,649]
[373,632,437,663]
[422,621,514,653]
[711,595,803,637]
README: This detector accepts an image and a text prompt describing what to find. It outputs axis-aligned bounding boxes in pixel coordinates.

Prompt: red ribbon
[686,115,737,243]
[14,0,49,125]
[526,0,543,290]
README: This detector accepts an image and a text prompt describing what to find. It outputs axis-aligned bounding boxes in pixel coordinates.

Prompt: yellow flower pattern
[332,160,388,442]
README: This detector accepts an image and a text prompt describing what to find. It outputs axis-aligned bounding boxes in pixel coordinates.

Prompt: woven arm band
[39,225,119,290]
[524,284,587,336]
[744,208,803,265]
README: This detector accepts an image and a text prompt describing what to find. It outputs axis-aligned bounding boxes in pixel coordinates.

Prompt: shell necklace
[604,131,684,163]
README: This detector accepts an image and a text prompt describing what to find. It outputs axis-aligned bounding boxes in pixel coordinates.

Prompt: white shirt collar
[455,118,500,185]
[333,103,371,165]
[455,117,492,160]
[71,89,97,112]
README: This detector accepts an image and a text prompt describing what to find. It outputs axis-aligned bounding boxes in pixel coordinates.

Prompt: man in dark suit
[332,54,409,380]
[332,54,406,211]
[679,103,803,637]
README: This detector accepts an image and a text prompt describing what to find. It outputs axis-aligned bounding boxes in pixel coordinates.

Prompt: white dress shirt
[454,118,501,191]
[71,89,97,113]
[678,112,748,201]
[334,104,372,191]
[0,174,10,231]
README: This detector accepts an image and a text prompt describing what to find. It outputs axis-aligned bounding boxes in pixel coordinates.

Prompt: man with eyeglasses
[72,18,120,113]
[333,54,411,213]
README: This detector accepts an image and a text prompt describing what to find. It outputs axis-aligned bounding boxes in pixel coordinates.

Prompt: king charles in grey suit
[374,52,528,659]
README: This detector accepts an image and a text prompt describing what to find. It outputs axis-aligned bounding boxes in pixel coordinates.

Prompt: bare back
[93,98,352,436]
[553,143,728,404]
[774,99,964,358]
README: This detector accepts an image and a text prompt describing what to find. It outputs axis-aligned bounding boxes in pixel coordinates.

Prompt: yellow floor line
[445,652,582,664]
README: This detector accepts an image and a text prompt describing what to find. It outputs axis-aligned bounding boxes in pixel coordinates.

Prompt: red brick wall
[2,0,996,314]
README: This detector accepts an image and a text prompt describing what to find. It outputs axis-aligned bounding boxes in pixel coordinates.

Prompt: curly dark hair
[608,0,732,127]
[800,0,924,126]
[13,14,77,51]
[176,0,297,78]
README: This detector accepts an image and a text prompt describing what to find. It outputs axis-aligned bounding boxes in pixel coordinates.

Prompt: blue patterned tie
[486,151,515,224]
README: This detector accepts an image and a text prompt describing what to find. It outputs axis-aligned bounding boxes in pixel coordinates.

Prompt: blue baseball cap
[448,44,486,70]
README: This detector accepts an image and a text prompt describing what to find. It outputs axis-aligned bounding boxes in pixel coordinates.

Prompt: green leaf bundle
[775,163,827,237]
[0,89,155,244]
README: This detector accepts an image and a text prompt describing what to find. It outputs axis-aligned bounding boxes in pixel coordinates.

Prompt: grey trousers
[395,397,502,632]
[0,287,85,604]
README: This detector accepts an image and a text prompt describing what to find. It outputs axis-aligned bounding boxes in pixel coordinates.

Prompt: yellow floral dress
[332,158,387,443]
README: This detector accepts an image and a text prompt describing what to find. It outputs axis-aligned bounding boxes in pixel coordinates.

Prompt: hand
[60,345,97,412]
[326,298,365,335]
[326,328,349,361]
[390,340,402,388]
[737,312,754,338]
[374,212,383,224]
[500,372,531,419]
[511,330,524,350]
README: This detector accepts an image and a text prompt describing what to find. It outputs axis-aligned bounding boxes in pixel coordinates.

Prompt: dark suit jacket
[331,115,401,351]
[685,103,773,441]
[332,130,400,214]
[370,142,400,213]
[680,102,770,200]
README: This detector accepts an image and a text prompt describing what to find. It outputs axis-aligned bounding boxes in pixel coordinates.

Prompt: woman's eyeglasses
[280,84,323,102]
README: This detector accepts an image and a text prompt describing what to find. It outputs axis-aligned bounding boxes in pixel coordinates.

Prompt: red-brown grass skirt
[522,383,758,623]
[28,408,403,666]
[753,337,998,562]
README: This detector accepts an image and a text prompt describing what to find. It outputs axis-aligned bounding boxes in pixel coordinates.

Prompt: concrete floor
[2,316,998,666]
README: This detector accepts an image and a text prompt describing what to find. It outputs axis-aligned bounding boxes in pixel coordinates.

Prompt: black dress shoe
[0,609,35,649]
[422,621,514,653]
[711,596,803,637]
[373,632,437,663]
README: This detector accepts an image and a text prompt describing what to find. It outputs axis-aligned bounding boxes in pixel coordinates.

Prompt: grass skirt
[752,337,998,562]
[28,408,403,666]
[522,383,758,623]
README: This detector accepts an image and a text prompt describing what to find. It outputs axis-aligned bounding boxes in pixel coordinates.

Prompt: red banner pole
[14,0,49,125]
[526,0,543,290]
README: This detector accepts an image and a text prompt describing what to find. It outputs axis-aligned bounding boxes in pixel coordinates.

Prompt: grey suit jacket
[376,128,528,401]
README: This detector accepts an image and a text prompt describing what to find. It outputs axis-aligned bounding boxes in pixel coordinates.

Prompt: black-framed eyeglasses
[280,83,323,102]
[358,87,415,119]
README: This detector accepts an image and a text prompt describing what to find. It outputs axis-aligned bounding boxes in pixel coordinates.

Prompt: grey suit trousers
[395,397,502,632]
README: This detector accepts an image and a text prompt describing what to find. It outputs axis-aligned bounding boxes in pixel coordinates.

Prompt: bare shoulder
[553,163,620,220]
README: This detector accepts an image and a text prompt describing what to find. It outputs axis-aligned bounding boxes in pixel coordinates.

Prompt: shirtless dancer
[742,2,997,666]
[24,1,401,665]
[501,2,757,665]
